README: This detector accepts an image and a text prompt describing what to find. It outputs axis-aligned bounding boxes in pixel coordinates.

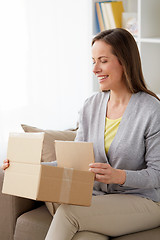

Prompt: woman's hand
[89,163,126,185]
[1,159,10,170]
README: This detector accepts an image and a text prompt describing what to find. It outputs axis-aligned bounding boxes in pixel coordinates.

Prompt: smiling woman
[92,41,124,92]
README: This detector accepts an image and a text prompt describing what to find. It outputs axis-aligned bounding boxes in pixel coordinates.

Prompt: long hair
[92,28,159,101]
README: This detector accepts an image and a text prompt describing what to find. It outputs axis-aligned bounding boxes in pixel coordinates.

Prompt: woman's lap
[45,194,160,240]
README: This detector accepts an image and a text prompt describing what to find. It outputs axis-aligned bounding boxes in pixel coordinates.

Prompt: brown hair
[92,28,159,101]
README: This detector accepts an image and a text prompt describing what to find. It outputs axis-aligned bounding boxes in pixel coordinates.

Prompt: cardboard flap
[2,162,41,199]
[7,132,44,164]
[55,141,95,171]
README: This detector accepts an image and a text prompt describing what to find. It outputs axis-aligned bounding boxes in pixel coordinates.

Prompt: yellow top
[104,117,122,154]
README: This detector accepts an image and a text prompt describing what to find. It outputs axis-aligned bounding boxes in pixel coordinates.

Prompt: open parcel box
[2,133,95,206]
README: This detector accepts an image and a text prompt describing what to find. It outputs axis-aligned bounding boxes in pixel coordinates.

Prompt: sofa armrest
[0,169,41,240]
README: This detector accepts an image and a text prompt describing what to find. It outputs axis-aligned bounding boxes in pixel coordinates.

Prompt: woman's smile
[97,75,109,83]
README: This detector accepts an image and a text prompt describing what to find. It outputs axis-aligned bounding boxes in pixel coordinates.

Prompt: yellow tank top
[104,117,122,154]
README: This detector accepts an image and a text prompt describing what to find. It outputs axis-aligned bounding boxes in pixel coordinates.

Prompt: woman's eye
[101,60,107,63]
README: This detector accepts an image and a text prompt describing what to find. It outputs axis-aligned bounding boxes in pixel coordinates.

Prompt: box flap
[2,162,41,199]
[55,141,95,171]
[7,132,44,164]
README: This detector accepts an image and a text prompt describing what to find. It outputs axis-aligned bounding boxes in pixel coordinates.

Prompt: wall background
[0,0,94,163]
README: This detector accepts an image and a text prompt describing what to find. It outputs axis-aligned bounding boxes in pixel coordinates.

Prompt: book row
[95,1,124,32]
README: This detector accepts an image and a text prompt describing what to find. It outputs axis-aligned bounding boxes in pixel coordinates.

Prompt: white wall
[0,0,93,163]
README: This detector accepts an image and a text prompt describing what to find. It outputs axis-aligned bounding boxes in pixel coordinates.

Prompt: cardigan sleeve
[123,110,160,189]
[74,95,93,142]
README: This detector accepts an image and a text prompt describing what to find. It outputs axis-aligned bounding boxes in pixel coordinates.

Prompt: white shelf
[91,0,160,94]
[140,38,160,44]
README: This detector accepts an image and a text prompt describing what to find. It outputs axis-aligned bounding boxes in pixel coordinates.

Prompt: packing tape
[59,167,73,203]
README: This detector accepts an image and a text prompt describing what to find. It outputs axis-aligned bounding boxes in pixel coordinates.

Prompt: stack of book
[95,1,124,32]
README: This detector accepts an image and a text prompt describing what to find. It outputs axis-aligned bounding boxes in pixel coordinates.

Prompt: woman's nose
[93,62,101,75]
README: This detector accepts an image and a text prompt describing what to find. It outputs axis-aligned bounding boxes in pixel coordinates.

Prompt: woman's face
[92,40,124,92]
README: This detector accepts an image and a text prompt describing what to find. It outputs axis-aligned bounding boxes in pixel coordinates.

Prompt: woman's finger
[89,163,110,169]
[89,167,105,174]
[95,173,110,183]
[3,159,9,164]
[1,162,9,170]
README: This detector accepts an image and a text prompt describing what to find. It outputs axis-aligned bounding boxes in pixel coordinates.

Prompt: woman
[2,28,160,239]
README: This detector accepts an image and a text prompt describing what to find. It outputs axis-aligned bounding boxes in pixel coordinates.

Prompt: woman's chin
[99,85,109,92]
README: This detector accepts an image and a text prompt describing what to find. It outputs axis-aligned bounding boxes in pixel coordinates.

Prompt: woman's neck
[109,89,132,106]
[106,89,132,119]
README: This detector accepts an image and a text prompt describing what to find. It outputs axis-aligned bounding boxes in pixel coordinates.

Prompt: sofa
[0,125,160,240]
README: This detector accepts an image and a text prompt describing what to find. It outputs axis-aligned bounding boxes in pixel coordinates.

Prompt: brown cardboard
[2,133,95,206]
[55,140,95,171]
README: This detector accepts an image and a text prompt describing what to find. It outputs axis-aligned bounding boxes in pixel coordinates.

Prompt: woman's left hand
[89,163,126,185]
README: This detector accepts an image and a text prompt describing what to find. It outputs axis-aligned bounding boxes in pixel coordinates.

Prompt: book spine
[101,2,111,30]
[96,2,105,31]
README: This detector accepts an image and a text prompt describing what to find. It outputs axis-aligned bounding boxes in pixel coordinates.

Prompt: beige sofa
[0,125,160,240]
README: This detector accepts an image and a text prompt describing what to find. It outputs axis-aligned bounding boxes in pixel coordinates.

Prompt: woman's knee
[56,204,76,216]
[55,204,80,229]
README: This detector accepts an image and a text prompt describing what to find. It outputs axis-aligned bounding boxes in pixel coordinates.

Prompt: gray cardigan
[75,91,160,202]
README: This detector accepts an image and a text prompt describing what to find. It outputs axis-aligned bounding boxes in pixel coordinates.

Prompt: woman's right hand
[1,159,10,170]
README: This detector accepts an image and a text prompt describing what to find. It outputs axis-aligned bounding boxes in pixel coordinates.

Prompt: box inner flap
[7,132,44,164]
[55,141,95,171]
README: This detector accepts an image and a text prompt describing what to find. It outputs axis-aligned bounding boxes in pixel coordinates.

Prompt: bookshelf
[92,0,160,95]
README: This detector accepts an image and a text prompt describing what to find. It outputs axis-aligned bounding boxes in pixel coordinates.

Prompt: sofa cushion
[14,205,52,240]
[21,124,76,162]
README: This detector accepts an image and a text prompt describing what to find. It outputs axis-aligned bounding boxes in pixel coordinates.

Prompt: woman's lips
[97,75,109,83]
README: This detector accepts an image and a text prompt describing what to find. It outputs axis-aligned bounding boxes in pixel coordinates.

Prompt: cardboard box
[2,133,95,206]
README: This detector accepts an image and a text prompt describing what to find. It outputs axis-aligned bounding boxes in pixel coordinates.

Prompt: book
[101,2,111,30]
[96,2,105,31]
[95,3,101,33]
[95,1,124,31]
[106,1,124,29]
